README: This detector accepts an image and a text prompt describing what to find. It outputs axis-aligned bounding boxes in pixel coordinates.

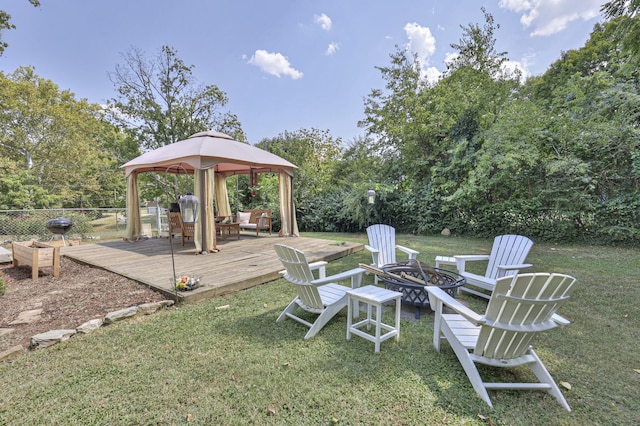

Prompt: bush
[0,275,6,297]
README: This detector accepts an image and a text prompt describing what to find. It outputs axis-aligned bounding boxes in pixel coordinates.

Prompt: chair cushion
[257,212,268,227]
[237,212,251,224]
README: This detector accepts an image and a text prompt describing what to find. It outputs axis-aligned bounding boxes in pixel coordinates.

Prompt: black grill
[46,217,73,235]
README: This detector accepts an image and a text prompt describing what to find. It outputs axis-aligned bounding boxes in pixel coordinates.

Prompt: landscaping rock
[0,246,12,263]
[441,228,451,236]
[138,300,174,315]
[0,328,14,337]
[76,318,104,334]
[0,345,25,362]
[30,329,76,349]
[9,309,43,325]
[104,306,138,324]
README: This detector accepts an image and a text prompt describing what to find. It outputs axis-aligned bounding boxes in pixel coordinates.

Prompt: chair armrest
[396,245,419,259]
[496,263,532,272]
[308,261,327,279]
[551,313,571,327]
[454,254,490,272]
[364,245,378,254]
[364,245,380,265]
[312,267,365,289]
[424,286,484,325]
[279,261,328,279]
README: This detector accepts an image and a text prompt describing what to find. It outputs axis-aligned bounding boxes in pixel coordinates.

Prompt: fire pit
[46,217,74,246]
[380,259,465,319]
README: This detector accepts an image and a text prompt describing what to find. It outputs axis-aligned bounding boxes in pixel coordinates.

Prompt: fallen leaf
[633,369,640,374]
[559,381,572,390]
[332,417,339,423]
[231,375,236,381]
[263,303,268,308]
[282,362,290,367]
[477,414,494,425]
[267,407,276,415]
[186,413,193,422]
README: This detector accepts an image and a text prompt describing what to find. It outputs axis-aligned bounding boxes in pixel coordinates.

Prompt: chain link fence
[0,208,165,248]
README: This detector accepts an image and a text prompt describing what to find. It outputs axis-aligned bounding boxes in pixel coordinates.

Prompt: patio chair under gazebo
[120,130,299,253]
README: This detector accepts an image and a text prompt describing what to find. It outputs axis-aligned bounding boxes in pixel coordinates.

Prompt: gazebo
[120,130,299,253]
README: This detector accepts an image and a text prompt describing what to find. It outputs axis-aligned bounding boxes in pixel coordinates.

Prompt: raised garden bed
[11,240,61,280]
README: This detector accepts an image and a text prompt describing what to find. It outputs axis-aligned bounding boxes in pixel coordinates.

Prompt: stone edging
[0,300,175,362]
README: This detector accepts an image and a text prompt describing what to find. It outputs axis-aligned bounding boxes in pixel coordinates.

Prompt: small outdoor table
[346,285,402,353]
[217,222,240,240]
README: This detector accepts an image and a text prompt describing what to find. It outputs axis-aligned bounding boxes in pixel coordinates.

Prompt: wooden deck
[60,235,364,303]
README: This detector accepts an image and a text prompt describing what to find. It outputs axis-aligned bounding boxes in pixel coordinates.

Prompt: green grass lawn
[1,234,638,425]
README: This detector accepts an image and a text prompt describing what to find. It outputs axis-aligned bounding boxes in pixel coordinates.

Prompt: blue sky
[1,0,607,145]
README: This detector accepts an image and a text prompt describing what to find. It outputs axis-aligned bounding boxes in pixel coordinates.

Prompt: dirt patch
[0,256,168,354]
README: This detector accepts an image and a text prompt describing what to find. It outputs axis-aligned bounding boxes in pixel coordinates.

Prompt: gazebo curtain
[279,172,299,237]
[194,168,217,252]
[124,172,142,241]
[124,168,299,246]
[214,174,232,218]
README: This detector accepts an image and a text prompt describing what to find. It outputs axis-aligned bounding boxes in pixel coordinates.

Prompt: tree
[0,67,123,208]
[533,19,628,103]
[108,45,245,152]
[0,0,39,56]
[602,0,640,58]
[256,128,343,202]
[446,7,510,79]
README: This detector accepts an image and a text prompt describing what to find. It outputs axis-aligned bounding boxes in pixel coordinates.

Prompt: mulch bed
[0,257,167,354]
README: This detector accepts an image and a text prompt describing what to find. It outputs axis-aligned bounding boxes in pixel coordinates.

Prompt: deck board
[61,235,363,303]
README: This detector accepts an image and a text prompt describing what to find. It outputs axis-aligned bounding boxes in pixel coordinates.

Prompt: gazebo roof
[121,130,297,176]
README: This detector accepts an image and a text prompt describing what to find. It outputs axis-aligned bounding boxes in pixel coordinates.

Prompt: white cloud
[403,22,438,82]
[404,22,436,65]
[424,67,442,84]
[503,59,529,81]
[248,50,303,79]
[499,0,604,36]
[325,42,339,56]
[314,13,332,31]
[498,0,533,13]
[444,51,458,68]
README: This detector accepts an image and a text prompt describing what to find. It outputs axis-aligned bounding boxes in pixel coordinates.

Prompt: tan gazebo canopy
[120,130,299,252]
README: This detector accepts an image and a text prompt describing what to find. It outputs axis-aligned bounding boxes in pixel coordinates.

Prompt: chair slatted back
[182,222,195,237]
[366,224,397,266]
[475,273,577,359]
[274,244,324,310]
[167,212,194,237]
[486,235,534,279]
[167,212,183,234]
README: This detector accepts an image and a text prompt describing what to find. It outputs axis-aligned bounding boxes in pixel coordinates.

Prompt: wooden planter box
[11,241,61,280]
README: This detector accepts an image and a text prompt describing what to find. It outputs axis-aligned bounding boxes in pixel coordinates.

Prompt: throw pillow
[237,212,251,224]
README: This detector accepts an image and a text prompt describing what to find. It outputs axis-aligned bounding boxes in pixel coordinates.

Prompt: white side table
[435,256,457,269]
[346,285,402,352]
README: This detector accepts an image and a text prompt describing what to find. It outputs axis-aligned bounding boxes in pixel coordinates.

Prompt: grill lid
[46,217,74,235]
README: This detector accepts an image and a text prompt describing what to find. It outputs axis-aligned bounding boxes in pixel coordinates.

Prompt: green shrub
[0,275,6,297]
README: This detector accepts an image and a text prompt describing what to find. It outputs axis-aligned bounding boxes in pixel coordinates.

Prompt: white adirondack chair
[365,224,419,284]
[425,272,577,411]
[274,244,365,340]
[440,234,534,299]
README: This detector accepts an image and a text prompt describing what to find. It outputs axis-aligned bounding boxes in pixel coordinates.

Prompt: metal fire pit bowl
[381,259,465,319]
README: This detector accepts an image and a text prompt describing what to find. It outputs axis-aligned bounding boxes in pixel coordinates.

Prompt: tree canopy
[108,45,245,152]
[0,67,124,208]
